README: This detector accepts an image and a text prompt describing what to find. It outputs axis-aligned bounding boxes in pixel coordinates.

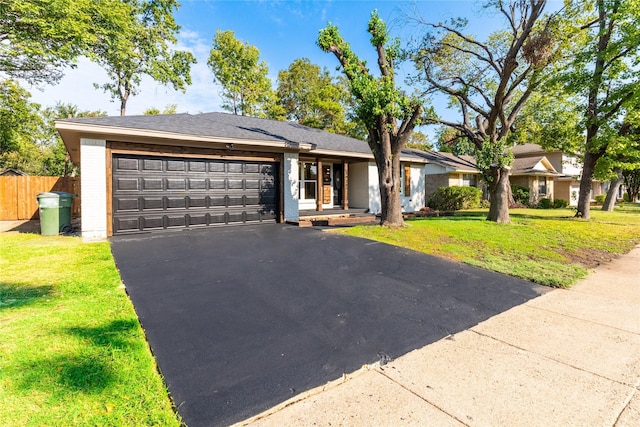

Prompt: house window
[462,173,477,187]
[299,162,317,200]
[403,165,411,197]
[538,176,547,195]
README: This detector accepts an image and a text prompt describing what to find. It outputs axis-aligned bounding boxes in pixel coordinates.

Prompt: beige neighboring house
[510,156,561,205]
[512,144,606,206]
[404,150,481,202]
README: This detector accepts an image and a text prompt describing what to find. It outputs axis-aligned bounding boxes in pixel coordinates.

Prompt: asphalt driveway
[110,224,549,426]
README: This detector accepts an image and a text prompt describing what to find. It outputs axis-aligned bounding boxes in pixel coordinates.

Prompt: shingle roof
[60,112,374,155]
[402,149,478,172]
[511,156,560,175]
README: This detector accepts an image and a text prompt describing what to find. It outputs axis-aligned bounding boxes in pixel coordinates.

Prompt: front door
[333,166,342,206]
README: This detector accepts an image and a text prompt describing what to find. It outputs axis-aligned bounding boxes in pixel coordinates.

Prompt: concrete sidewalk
[239,246,640,426]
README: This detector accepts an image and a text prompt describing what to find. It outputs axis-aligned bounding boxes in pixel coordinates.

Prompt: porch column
[316,158,323,211]
[342,161,349,210]
[283,152,299,221]
[80,138,108,240]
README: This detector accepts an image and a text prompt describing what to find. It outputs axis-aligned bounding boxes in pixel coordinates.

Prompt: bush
[623,193,629,202]
[595,194,606,204]
[511,184,530,206]
[552,199,569,208]
[537,198,553,209]
[428,186,482,211]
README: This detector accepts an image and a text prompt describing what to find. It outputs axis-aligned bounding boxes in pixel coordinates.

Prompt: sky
[21,0,562,125]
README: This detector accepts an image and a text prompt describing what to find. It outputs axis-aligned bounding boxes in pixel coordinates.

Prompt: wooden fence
[0,176,81,220]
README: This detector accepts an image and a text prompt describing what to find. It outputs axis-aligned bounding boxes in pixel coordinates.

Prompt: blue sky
[24,0,563,134]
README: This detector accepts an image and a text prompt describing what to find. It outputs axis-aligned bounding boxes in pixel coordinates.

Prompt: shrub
[428,186,482,211]
[623,193,629,202]
[552,198,569,208]
[537,198,553,209]
[511,184,530,206]
[595,194,606,204]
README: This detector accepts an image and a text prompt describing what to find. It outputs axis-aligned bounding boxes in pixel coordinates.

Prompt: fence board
[0,176,81,220]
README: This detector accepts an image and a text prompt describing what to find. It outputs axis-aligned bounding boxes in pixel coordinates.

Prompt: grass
[335,204,640,288]
[0,234,181,427]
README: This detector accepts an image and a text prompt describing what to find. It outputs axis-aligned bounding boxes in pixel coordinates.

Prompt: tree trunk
[576,151,599,219]
[602,169,623,211]
[374,131,404,227]
[486,165,511,223]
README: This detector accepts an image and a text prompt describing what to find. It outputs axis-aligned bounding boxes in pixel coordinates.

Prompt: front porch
[289,208,377,227]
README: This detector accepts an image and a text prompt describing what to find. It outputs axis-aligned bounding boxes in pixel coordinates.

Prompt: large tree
[410,0,557,223]
[92,0,196,116]
[318,11,424,226]
[0,0,97,84]
[556,0,640,219]
[277,58,352,134]
[208,30,273,117]
[0,79,43,173]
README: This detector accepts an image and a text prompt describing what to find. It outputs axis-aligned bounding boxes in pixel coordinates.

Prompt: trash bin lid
[37,192,61,199]
[51,191,75,198]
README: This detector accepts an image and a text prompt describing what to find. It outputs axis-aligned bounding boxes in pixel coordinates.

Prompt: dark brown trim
[108,141,280,162]
[316,158,323,212]
[342,161,349,210]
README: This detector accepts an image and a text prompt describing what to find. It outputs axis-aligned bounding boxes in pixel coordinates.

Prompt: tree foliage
[276,58,354,134]
[410,0,558,223]
[318,10,424,226]
[208,30,273,117]
[552,0,640,219]
[0,87,104,176]
[405,131,433,151]
[92,0,196,116]
[0,0,97,84]
[143,104,178,115]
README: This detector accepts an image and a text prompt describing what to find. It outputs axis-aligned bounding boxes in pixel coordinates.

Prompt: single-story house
[405,150,481,202]
[510,156,561,204]
[56,112,430,238]
[512,143,606,206]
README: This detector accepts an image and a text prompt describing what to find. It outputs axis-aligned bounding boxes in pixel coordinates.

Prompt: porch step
[288,214,377,227]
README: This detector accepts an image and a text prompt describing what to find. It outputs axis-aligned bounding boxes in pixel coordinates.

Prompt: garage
[112,154,278,234]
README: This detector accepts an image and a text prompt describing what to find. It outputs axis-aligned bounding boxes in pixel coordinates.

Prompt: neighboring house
[55,112,429,238]
[510,156,561,205]
[406,150,481,202]
[0,168,29,176]
[512,143,606,206]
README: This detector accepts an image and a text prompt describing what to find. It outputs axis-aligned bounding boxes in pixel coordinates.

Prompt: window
[403,165,411,197]
[299,162,317,200]
[462,174,477,187]
[538,176,547,195]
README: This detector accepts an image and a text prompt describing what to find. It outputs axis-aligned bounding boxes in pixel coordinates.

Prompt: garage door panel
[112,154,279,234]
[116,157,139,171]
[142,159,162,171]
[188,179,206,190]
[116,198,140,212]
[142,178,163,191]
[188,196,207,208]
[115,177,139,191]
[142,198,163,210]
[166,197,187,209]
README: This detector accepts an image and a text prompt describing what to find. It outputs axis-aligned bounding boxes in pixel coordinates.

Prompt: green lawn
[0,234,181,426]
[335,204,640,287]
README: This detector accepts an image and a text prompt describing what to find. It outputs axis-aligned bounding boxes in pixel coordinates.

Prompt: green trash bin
[37,192,75,236]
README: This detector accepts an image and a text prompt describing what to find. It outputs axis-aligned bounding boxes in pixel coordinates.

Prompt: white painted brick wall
[283,152,299,221]
[80,139,107,240]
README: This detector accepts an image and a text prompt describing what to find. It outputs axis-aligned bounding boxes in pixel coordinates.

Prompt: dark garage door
[112,154,278,234]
